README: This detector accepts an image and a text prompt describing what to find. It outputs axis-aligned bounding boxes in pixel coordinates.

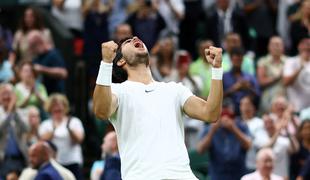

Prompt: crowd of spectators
[1,0,310,179]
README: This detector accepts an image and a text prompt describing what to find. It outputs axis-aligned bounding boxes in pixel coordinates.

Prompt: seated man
[28,141,62,180]
[241,148,283,180]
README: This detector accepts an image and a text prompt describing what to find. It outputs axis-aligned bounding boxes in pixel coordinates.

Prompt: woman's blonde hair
[44,93,70,114]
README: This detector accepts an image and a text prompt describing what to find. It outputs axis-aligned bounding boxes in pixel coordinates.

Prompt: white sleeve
[38,120,53,137]
[111,83,121,106]
[172,0,185,15]
[69,117,85,135]
[177,82,193,107]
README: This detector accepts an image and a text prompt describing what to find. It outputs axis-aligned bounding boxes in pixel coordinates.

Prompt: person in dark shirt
[223,47,260,115]
[197,101,251,180]
[27,30,68,94]
[126,0,166,50]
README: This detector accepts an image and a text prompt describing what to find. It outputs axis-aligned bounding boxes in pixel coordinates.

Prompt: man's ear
[117,59,126,66]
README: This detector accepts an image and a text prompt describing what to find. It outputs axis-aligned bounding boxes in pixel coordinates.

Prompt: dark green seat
[188,149,209,180]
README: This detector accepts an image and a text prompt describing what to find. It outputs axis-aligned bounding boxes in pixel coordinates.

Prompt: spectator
[28,141,62,180]
[155,0,185,37]
[179,0,203,57]
[151,36,177,81]
[14,61,48,110]
[241,148,284,180]
[113,23,133,43]
[290,0,310,55]
[300,106,310,122]
[126,0,166,50]
[197,101,251,180]
[222,33,255,76]
[166,50,202,95]
[26,106,41,146]
[257,36,286,114]
[297,156,310,180]
[5,170,19,180]
[256,114,299,179]
[0,37,14,83]
[166,50,203,149]
[103,0,134,38]
[276,0,295,49]
[82,0,110,92]
[27,30,68,94]
[201,0,249,49]
[19,140,76,180]
[270,96,300,136]
[39,94,84,180]
[189,39,214,99]
[90,137,105,180]
[100,131,121,180]
[243,0,277,58]
[239,96,264,172]
[12,7,54,62]
[283,38,310,112]
[0,25,13,53]
[223,47,260,115]
[0,83,29,179]
[290,120,310,179]
[51,0,83,37]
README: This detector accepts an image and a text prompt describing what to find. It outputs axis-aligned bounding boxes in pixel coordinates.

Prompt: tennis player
[93,36,223,180]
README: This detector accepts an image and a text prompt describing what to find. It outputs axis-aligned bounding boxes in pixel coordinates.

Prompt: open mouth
[133,40,144,49]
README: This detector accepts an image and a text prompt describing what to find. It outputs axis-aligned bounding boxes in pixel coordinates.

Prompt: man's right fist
[101,41,118,63]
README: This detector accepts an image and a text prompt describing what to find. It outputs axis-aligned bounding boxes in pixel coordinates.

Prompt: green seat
[188,149,209,179]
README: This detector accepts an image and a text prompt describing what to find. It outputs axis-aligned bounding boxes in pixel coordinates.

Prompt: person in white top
[39,94,84,180]
[93,36,223,180]
[241,148,284,180]
[239,96,264,171]
[283,38,310,112]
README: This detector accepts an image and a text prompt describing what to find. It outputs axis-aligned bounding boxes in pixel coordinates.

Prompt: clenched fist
[101,41,118,63]
[205,46,222,68]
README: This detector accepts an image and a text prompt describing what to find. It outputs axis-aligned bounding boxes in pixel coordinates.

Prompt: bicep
[183,95,208,121]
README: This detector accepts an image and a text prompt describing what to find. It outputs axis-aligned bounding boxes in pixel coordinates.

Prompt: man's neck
[127,64,154,84]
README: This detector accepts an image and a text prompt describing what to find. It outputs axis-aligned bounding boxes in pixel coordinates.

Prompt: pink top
[241,171,284,180]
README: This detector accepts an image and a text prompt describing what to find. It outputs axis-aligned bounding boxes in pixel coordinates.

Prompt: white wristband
[211,67,223,80]
[96,61,113,86]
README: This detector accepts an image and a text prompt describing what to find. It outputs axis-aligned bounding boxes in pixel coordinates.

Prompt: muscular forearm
[204,80,223,122]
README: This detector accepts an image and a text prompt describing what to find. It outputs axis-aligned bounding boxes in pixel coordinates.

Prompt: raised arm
[93,41,119,120]
[183,46,223,123]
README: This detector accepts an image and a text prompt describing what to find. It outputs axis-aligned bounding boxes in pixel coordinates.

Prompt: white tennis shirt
[110,81,198,180]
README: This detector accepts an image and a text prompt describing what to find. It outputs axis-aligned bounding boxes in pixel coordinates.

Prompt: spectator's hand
[221,116,235,131]
[34,64,45,73]
[212,118,221,130]
[101,41,118,63]
[231,81,243,91]
[240,80,252,90]
[205,46,222,68]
